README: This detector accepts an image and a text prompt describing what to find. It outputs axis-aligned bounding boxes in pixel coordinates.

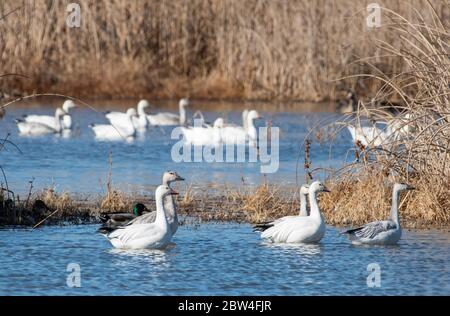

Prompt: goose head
[137,99,150,112]
[162,171,185,185]
[132,203,149,216]
[156,185,179,200]
[55,108,66,119]
[300,184,310,196]
[179,98,190,108]
[126,108,138,118]
[213,118,224,128]
[309,181,331,194]
[247,110,262,122]
[394,182,415,192]
[62,100,76,113]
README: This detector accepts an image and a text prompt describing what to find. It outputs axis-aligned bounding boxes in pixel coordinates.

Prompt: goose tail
[253,222,274,232]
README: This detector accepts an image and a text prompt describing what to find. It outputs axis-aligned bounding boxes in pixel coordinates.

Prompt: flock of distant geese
[13,98,262,145]
[10,91,415,148]
[96,170,414,249]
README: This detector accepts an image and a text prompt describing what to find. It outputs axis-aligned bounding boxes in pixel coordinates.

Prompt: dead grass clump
[321,171,450,228]
[100,190,132,213]
[239,184,298,223]
[177,184,244,222]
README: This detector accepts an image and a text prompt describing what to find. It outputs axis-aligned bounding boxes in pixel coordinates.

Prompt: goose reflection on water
[108,243,176,269]
[263,242,322,257]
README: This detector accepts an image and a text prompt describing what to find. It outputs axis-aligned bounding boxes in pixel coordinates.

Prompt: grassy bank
[0,0,448,101]
[1,182,448,228]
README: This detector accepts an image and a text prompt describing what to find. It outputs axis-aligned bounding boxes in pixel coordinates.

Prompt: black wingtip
[253,223,274,232]
[340,227,363,235]
[97,226,116,234]
[99,214,110,223]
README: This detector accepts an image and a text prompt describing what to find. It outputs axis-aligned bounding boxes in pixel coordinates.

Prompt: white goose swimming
[123,171,185,235]
[16,108,66,135]
[22,100,76,130]
[181,117,224,146]
[147,98,189,126]
[341,183,414,245]
[347,123,393,147]
[220,110,261,146]
[89,108,138,140]
[259,181,330,244]
[254,184,310,232]
[105,100,149,131]
[102,185,178,249]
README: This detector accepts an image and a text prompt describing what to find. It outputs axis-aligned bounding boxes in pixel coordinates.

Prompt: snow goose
[341,183,415,245]
[181,117,224,146]
[254,184,310,232]
[90,108,138,140]
[122,171,185,235]
[347,122,395,147]
[22,100,76,130]
[16,108,65,135]
[97,203,150,233]
[220,110,261,145]
[242,109,249,131]
[147,98,189,126]
[259,181,330,243]
[105,100,149,131]
[102,185,178,249]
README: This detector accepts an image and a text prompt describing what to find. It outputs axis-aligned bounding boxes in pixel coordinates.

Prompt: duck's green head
[133,203,148,216]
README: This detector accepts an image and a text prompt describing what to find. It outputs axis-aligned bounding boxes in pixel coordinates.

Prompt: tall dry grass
[316,3,450,227]
[0,0,448,100]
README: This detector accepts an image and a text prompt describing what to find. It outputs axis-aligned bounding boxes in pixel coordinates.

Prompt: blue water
[0,223,448,295]
[2,102,448,296]
[0,102,350,195]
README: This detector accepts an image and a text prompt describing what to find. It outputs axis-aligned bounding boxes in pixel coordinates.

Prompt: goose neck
[299,193,308,216]
[154,192,169,228]
[390,188,401,226]
[179,104,186,125]
[308,190,322,220]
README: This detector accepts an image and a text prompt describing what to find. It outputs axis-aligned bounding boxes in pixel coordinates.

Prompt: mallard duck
[98,203,149,233]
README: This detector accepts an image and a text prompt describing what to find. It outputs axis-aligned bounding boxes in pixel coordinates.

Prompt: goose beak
[176,175,185,181]
[170,189,179,195]
[323,186,331,193]
[407,185,416,191]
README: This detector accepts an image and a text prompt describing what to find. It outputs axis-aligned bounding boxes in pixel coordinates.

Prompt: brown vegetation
[0,0,448,101]
[311,4,450,228]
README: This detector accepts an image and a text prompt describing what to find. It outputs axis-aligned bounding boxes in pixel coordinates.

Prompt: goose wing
[341,220,396,239]
[261,217,315,242]
[23,115,56,128]
[105,112,130,129]
[125,212,157,226]
[107,223,160,244]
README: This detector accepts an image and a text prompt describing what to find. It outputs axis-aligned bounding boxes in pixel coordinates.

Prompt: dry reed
[0,0,448,101]
[313,3,450,228]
